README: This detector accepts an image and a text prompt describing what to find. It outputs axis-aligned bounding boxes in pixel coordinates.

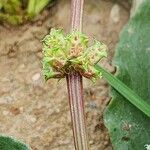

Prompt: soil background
[0,0,130,149]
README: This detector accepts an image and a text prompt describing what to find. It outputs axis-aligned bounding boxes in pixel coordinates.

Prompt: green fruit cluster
[42,28,107,81]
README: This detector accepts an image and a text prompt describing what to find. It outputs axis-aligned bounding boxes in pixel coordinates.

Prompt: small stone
[104,141,109,146]
[55,108,60,113]
[110,4,120,23]
[87,101,97,109]
[0,96,14,104]
[89,140,94,145]
[3,110,9,116]
[30,117,37,123]
[26,115,37,123]
[19,107,24,113]
[19,64,25,69]
[32,73,41,81]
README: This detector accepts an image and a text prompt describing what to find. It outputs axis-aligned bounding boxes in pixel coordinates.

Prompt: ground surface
[0,0,130,149]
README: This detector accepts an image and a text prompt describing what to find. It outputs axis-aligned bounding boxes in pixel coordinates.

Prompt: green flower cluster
[42,28,107,81]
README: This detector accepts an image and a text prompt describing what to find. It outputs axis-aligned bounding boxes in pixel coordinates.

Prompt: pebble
[26,115,37,123]
[55,108,60,113]
[3,110,9,116]
[104,141,109,146]
[0,96,14,104]
[87,101,97,109]
[19,64,25,69]
[110,4,120,23]
[19,107,24,113]
[48,108,60,115]
[32,73,41,82]
[89,140,94,145]
[30,117,37,123]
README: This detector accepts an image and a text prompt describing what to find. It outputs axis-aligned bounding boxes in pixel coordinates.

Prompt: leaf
[103,0,150,150]
[27,0,36,16]
[34,0,52,15]
[27,0,52,17]
[95,65,150,117]
[0,135,30,150]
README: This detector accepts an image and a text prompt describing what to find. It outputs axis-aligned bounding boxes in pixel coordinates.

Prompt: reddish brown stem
[71,0,84,31]
[66,0,89,149]
[67,71,89,150]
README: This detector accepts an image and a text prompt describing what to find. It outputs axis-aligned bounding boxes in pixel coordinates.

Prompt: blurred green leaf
[103,0,150,149]
[0,135,30,150]
[0,0,54,25]
[27,0,52,17]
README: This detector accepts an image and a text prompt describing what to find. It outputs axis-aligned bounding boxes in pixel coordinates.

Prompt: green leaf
[1,0,22,14]
[95,65,150,117]
[0,13,23,25]
[0,135,30,150]
[34,0,51,15]
[27,0,52,17]
[27,0,36,16]
[102,0,150,149]
[0,0,54,24]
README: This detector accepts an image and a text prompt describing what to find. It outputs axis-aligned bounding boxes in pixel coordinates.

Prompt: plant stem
[66,0,89,149]
[70,0,84,31]
[67,71,89,150]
